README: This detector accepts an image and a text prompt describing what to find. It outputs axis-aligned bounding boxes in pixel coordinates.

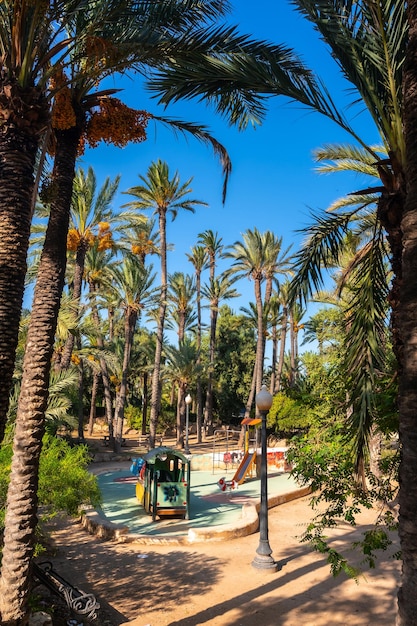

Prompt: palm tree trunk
[270,325,278,395]
[0,123,79,624]
[195,269,203,443]
[149,211,167,448]
[396,6,417,621]
[149,302,165,448]
[243,359,257,420]
[90,291,114,444]
[289,311,296,388]
[0,119,42,443]
[276,307,288,392]
[204,301,217,435]
[141,371,148,436]
[77,353,85,440]
[60,241,88,369]
[114,309,137,451]
[88,371,99,435]
[176,385,185,448]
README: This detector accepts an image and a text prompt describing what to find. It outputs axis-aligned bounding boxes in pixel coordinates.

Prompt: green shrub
[0,434,101,533]
[125,405,143,430]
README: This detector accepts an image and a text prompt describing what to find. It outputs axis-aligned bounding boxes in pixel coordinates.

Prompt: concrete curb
[80,485,311,545]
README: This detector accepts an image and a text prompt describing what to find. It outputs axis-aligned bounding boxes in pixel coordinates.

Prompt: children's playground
[86,425,308,543]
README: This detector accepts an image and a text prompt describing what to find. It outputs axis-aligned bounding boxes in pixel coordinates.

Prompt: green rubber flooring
[95,464,300,538]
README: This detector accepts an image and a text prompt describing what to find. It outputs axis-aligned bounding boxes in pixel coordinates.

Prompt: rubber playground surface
[93,461,301,539]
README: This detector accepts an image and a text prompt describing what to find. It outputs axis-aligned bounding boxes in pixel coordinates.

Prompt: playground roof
[241,418,262,426]
[142,446,190,465]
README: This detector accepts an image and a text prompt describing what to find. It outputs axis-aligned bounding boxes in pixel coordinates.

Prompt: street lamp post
[252,384,277,572]
[185,393,192,455]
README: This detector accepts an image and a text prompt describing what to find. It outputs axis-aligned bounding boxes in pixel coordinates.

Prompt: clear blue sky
[74,1,378,342]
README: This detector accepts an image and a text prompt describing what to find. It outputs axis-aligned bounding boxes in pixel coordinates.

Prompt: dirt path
[45,492,400,626]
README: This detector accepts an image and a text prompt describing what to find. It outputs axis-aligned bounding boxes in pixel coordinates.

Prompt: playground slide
[232,451,257,485]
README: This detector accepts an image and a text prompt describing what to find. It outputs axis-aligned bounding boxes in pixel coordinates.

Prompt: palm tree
[106,256,156,450]
[288,302,305,388]
[168,271,196,344]
[0,3,326,621]
[123,160,207,448]
[267,295,282,395]
[290,143,390,459]
[186,245,208,443]
[119,216,160,265]
[226,229,289,405]
[263,232,293,304]
[129,329,156,437]
[399,7,417,621]
[165,338,200,448]
[59,167,119,368]
[198,230,223,283]
[201,273,239,429]
[84,245,117,443]
[0,0,81,444]
[275,282,291,394]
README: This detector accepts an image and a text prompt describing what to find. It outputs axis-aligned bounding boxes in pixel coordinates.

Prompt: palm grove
[0,1,417,625]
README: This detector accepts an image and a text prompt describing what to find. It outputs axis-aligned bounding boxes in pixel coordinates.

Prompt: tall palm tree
[123,160,207,448]
[226,228,286,404]
[168,271,196,344]
[201,273,239,429]
[59,167,119,368]
[84,245,117,443]
[275,282,291,394]
[288,302,305,388]
[0,0,82,444]
[267,295,282,395]
[119,216,160,265]
[263,232,293,304]
[198,230,223,283]
[186,245,208,442]
[106,256,156,450]
[165,338,200,448]
[290,141,390,459]
[226,229,266,417]
[399,6,417,621]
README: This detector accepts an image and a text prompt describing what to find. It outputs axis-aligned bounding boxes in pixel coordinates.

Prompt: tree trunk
[276,307,288,392]
[88,371,99,436]
[270,324,278,395]
[396,4,417,621]
[77,355,85,440]
[141,371,148,436]
[289,311,297,388]
[243,358,257,420]
[204,301,218,435]
[176,385,185,448]
[149,211,167,448]
[60,241,88,369]
[0,123,79,624]
[196,270,203,444]
[0,101,45,442]
[114,309,137,451]
[90,291,114,445]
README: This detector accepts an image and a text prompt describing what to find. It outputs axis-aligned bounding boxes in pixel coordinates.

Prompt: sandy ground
[44,494,401,626]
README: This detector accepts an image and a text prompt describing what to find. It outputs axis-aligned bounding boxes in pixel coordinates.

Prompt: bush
[0,434,101,532]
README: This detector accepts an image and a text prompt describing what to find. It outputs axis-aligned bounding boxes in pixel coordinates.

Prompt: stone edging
[80,485,312,546]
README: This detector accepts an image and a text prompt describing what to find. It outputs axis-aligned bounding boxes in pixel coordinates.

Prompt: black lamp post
[252,384,277,572]
[184,393,192,454]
